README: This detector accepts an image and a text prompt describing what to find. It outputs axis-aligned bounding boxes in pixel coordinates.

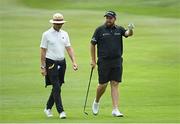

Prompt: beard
[105,21,114,27]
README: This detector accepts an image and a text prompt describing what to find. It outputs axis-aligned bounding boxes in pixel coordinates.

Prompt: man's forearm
[66,47,76,64]
[91,44,96,62]
[41,56,46,67]
[40,48,46,67]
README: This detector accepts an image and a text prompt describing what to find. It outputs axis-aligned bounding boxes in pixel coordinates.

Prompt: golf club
[83,67,94,115]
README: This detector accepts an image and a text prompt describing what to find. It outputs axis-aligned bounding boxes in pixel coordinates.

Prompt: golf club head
[84,112,88,115]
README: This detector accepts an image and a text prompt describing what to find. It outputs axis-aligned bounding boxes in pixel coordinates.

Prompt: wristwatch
[41,65,46,69]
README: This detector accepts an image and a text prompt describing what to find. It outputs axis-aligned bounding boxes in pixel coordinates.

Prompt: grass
[0,0,180,123]
[18,0,180,18]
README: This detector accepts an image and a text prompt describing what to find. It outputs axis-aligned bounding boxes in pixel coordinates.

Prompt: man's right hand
[41,68,47,76]
[91,60,96,69]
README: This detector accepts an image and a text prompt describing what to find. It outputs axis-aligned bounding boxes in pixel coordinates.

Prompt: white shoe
[92,99,99,115]
[59,111,66,119]
[44,108,53,117]
[112,108,123,117]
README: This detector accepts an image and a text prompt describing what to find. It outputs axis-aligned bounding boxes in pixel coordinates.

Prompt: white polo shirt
[40,27,71,61]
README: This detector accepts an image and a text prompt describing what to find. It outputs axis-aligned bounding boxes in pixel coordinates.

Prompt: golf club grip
[83,67,94,112]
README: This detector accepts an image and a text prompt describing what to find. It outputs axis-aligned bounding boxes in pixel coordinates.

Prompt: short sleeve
[64,32,71,47]
[120,26,128,38]
[91,27,100,45]
[40,33,48,48]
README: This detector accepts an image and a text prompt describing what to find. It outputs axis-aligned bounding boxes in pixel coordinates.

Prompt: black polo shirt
[91,24,127,61]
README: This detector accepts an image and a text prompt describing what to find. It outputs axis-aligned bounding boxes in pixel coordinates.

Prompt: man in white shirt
[40,13,78,119]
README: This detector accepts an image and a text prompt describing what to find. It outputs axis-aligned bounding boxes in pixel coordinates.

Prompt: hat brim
[104,13,116,18]
[49,19,66,24]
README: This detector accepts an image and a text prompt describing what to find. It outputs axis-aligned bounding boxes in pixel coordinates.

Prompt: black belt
[46,58,65,64]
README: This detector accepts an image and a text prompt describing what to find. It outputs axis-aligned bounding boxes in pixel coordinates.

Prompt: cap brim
[49,19,66,24]
[104,14,115,17]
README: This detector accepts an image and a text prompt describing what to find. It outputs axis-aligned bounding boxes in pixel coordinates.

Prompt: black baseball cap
[104,11,116,18]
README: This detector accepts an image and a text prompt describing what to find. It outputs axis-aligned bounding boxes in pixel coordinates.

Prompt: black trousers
[45,58,66,114]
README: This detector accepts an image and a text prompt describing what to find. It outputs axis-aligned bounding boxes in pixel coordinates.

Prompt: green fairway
[0,0,180,123]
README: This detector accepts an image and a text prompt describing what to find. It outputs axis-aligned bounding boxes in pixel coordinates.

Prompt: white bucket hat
[49,13,66,24]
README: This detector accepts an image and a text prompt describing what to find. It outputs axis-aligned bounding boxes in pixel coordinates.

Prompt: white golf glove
[128,23,135,30]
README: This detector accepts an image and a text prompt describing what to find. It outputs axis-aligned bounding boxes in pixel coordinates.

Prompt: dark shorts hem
[98,79,122,84]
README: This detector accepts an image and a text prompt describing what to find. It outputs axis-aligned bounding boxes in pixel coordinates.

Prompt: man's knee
[98,83,108,90]
[110,81,119,87]
[52,81,61,92]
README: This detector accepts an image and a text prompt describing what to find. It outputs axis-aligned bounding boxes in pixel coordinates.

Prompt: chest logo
[103,33,111,36]
[114,32,121,35]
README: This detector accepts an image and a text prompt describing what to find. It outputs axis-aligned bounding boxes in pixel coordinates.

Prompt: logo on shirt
[114,32,121,35]
[103,33,111,36]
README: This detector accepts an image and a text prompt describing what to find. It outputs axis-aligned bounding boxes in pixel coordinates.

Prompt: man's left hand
[128,23,135,30]
[73,63,78,71]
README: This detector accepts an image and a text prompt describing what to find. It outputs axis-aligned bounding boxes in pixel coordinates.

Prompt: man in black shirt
[90,11,134,117]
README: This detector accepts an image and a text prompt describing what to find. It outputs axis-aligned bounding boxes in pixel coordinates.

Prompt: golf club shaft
[83,67,94,113]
